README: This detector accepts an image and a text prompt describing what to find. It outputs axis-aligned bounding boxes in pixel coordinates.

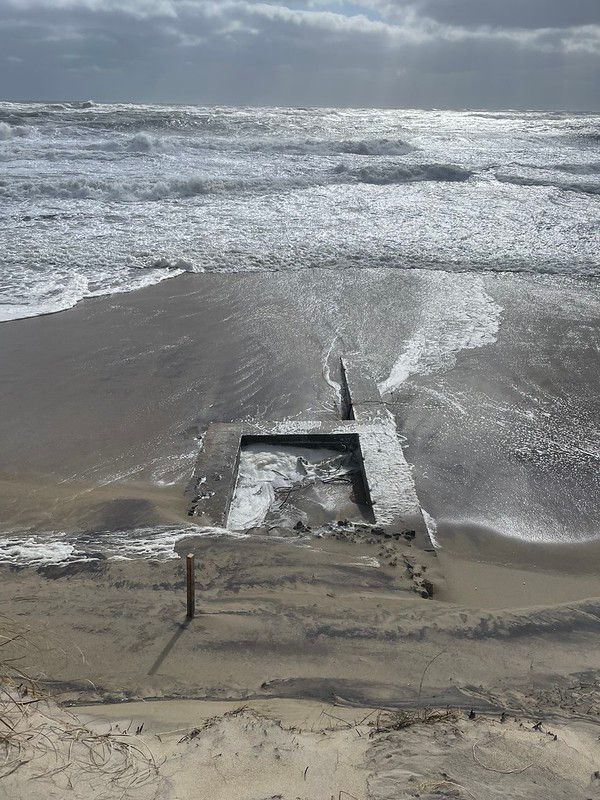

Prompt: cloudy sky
[1,0,599,108]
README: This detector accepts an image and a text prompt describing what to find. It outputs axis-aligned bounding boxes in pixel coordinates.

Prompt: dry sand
[4,690,600,800]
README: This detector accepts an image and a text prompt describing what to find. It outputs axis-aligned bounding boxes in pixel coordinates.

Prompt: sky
[0,0,599,109]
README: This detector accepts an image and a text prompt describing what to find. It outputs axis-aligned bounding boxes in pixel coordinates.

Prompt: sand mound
[3,691,599,800]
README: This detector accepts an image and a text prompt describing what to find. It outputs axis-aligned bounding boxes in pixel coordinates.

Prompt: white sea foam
[0,272,90,323]
[0,525,244,566]
[322,334,343,412]
[0,121,29,140]
[378,275,503,395]
[422,510,440,549]
[149,446,199,487]
[346,556,381,567]
[0,265,180,323]
[0,536,78,566]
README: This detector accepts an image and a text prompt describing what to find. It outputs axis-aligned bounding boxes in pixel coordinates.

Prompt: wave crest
[338,163,473,185]
[0,121,29,141]
[3,161,475,202]
[126,131,164,152]
[338,138,416,156]
[150,256,198,271]
[268,137,417,157]
[84,131,169,154]
[496,172,600,196]
[555,162,600,176]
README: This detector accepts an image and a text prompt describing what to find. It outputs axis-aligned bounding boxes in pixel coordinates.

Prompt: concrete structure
[186,358,431,544]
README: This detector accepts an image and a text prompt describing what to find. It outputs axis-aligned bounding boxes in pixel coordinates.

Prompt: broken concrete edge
[184,358,435,551]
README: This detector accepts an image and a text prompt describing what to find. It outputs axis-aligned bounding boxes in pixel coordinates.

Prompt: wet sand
[0,272,333,533]
[2,526,600,714]
[1,268,599,604]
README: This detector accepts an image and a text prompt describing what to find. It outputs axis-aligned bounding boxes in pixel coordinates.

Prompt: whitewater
[1,102,599,321]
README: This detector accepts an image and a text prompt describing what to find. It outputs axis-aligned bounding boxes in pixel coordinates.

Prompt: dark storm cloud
[0,0,598,108]
[410,0,600,30]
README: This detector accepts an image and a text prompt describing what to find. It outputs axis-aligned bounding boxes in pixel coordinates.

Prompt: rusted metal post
[186,553,195,619]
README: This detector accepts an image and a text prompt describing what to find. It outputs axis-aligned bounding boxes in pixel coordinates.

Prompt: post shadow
[148,617,192,676]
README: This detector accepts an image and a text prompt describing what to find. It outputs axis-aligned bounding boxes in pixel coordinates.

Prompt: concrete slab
[186,423,243,527]
[186,359,432,545]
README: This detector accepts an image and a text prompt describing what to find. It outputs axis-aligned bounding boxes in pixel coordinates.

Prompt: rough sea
[1,102,599,321]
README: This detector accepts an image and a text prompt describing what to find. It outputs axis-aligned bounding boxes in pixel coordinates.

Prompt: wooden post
[186,553,195,619]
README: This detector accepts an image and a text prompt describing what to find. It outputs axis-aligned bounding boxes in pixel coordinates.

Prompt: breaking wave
[556,162,600,175]
[126,132,164,152]
[260,136,417,157]
[336,138,417,156]
[69,100,95,109]
[495,172,600,196]
[86,131,170,154]
[0,122,29,140]
[0,175,231,201]
[338,163,473,185]
[3,162,473,202]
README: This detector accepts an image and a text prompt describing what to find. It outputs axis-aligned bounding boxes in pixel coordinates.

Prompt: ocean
[1,102,599,321]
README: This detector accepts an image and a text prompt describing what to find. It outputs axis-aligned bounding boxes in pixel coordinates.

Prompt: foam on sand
[379,274,503,395]
[0,264,180,323]
[0,525,245,566]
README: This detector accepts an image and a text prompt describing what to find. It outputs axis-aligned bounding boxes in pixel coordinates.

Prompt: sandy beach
[1,268,598,595]
[3,527,600,799]
[1,267,599,797]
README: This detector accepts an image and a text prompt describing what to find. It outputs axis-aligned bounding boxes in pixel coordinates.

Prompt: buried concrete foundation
[186,358,432,546]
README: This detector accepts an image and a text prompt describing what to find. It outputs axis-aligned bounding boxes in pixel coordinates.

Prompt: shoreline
[1,267,599,606]
[2,263,598,329]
